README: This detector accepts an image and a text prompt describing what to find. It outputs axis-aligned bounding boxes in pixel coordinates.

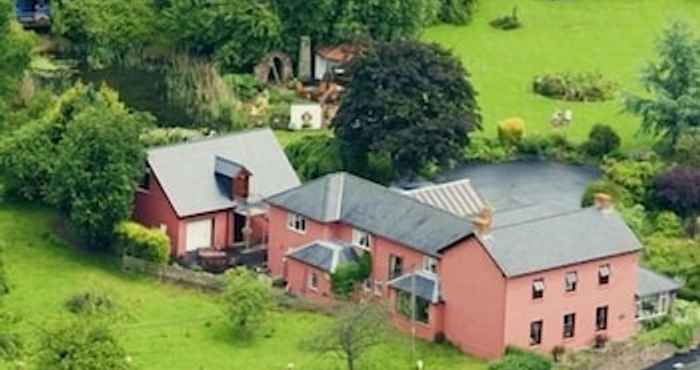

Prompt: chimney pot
[594,193,613,211]
[472,207,494,236]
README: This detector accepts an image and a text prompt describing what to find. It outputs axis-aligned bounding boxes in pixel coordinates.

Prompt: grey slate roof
[147,128,300,217]
[481,207,643,277]
[214,156,246,178]
[403,179,486,218]
[390,273,440,303]
[267,173,475,256]
[286,240,359,273]
[637,267,681,297]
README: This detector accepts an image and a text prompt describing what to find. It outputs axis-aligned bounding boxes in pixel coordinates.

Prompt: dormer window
[287,213,306,233]
[214,156,250,199]
[352,229,371,249]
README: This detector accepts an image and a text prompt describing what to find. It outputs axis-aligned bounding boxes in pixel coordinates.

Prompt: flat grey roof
[147,128,300,217]
[286,240,358,273]
[267,173,474,256]
[638,267,681,297]
[390,272,440,303]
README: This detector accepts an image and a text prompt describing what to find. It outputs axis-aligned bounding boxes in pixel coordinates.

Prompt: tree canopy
[333,40,481,178]
[625,21,700,145]
[0,0,34,116]
[222,267,273,339]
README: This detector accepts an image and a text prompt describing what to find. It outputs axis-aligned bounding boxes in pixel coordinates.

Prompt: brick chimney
[593,193,613,212]
[472,207,493,236]
[233,171,250,199]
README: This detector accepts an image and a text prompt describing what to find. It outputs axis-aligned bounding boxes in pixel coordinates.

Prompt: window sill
[287,227,307,235]
[136,188,150,194]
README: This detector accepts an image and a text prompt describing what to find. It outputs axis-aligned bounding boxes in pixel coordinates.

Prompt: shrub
[0,312,23,361]
[602,157,664,203]
[497,117,526,146]
[518,133,583,163]
[490,7,522,31]
[465,136,516,162]
[285,135,344,181]
[490,347,552,370]
[224,74,263,102]
[582,124,621,157]
[140,127,204,147]
[551,346,565,363]
[653,211,685,238]
[639,322,694,349]
[114,221,170,264]
[331,253,372,298]
[439,0,477,24]
[673,128,700,167]
[581,180,630,208]
[533,72,617,102]
[618,204,654,238]
[651,167,700,216]
[66,290,118,316]
[222,267,273,339]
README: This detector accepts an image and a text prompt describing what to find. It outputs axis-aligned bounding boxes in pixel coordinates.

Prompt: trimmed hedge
[489,347,552,370]
[114,221,170,264]
[533,72,617,102]
[582,124,621,158]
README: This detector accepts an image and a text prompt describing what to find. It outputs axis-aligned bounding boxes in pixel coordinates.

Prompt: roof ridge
[493,206,608,230]
[147,127,273,152]
[404,178,473,194]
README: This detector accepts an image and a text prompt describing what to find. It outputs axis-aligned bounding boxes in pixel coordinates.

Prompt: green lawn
[0,203,486,370]
[424,0,700,150]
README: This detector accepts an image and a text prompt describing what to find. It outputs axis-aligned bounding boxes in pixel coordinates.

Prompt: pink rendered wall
[503,252,640,353]
[133,172,182,256]
[440,237,508,359]
[285,259,334,304]
[174,211,231,256]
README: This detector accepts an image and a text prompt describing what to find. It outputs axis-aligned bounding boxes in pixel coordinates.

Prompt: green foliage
[439,0,477,24]
[162,0,281,72]
[644,236,700,298]
[673,128,700,167]
[625,21,700,145]
[140,127,204,147]
[222,267,273,339]
[331,253,372,298]
[652,211,685,238]
[48,104,147,245]
[66,291,118,317]
[465,137,515,163]
[581,180,631,208]
[601,157,664,203]
[582,124,621,158]
[489,347,552,370]
[533,72,617,102]
[333,0,427,42]
[224,74,264,102]
[497,117,526,146]
[114,221,170,264]
[37,320,132,370]
[285,135,344,181]
[490,7,521,31]
[0,245,8,298]
[637,300,700,349]
[517,133,583,164]
[52,0,157,68]
[618,204,654,238]
[334,41,481,178]
[0,3,34,119]
[0,312,23,361]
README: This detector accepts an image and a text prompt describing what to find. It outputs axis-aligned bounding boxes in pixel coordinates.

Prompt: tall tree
[221,267,273,339]
[304,302,389,370]
[625,21,700,145]
[0,0,33,115]
[48,104,147,246]
[333,41,481,179]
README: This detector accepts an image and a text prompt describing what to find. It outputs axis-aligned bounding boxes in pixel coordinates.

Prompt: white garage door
[186,219,213,252]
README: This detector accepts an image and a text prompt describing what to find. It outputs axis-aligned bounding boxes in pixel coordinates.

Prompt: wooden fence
[122,255,226,291]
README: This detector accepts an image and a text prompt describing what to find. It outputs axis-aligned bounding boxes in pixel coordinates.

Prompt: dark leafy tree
[48,104,147,246]
[625,21,700,145]
[333,41,481,178]
[333,0,426,42]
[162,0,281,72]
[37,320,132,370]
[285,135,344,181]
[582,124,621,157]
[304,302,389,370]
[652,167,700,217]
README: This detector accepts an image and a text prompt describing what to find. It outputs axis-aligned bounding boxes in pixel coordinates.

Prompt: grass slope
[0,203,486,370]
[425,0,700,150]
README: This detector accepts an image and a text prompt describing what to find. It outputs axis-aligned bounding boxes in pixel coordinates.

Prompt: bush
[533,72,617,102]
[490,7,522,31]
[331,253,372,298]
[114,221,170,264]
[140,127,204,148]
[602,157,664,203]
[581,180,630,208]
[439,0,477,24]
[465,136,516,163]
[285,135,344,181]
[653,211,685,238]
[222,267,273,339]
[652,167,700,216]
[582,124,621,157]
[673,128,700,167]
[224,74,263,102]
[489,347,552,370]
[497,117,526,146]
[66,291,118,316]
[0,312,23,361]
[517,133,583,163]
[639,322,694,349]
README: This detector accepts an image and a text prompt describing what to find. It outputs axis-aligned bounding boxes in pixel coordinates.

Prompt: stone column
[298,36,312,82]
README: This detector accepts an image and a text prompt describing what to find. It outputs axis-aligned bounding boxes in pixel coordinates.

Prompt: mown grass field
[0,202,487,370]
[424,0,700,150]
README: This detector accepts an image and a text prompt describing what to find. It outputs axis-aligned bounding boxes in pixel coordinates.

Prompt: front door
[186,218,213,252]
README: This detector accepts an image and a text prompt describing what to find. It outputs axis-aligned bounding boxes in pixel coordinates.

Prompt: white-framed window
[565,272,578,292]
[599,264,611,285]
[287,212,307,233]
[308,272,319,290]
[159,223,168,233]
[532,279,545,299]
[352,228,372,249]
[423,256,438,274]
